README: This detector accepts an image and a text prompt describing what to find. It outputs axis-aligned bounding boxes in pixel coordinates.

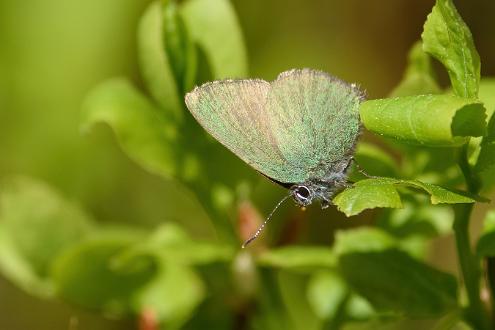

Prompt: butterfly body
[290,157,354,209]
[185,68,364,209]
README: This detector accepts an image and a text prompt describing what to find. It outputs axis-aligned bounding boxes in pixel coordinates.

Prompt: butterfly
[185,69,365,246]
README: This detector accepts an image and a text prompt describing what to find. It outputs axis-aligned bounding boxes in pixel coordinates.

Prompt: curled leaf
[360,95,486,146]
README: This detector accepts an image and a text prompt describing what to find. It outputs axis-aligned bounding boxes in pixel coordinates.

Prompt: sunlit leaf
[333,179,402,216]
[478,78,495,119]
[81,78,178,179]
[360,95,486,147]
[475,81,495,191]
[333,177,480,217]
[422,0,480,98]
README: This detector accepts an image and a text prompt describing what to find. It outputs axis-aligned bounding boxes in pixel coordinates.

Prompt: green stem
[453,204,488,329]
[454,145,490,329]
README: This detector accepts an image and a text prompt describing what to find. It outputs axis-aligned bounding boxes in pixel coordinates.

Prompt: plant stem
[453,203,489,329]
[454,145,490,329]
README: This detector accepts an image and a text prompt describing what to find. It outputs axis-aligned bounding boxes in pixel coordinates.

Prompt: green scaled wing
[185,69,363,184]
[185,79,292,182]
[267,69,362,182]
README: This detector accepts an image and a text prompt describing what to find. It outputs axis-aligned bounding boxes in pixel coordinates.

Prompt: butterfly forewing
[185,79,294,182]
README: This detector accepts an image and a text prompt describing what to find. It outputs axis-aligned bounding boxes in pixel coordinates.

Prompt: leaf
[333,177,479,217]
[257,246,336,270]
[360,95,486,147]
[180,0,248,80]
[339,249,458,317]
[422,0,480,98]
[306,270,348,321]
[478,78,495,120]
[133,262,204,328]
[277,271,321,330]
[389,41,441,97]
[333,227,397,255]
[81,78,178,179]
[52,231,155,316]
[114,223,234,266]
[333,179,403,216]
[137,1,183,119]
[476,210,495,257]
[163,0,197,94]
[474,80,495,191]
[0,177,93,298]
[377,196,454,238]
[334,226,428,261]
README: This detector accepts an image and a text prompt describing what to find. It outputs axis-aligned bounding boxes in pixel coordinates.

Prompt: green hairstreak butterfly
[185,69,365,246]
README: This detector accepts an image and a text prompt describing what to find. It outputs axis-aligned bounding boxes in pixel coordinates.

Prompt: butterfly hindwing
[266,69,362,182]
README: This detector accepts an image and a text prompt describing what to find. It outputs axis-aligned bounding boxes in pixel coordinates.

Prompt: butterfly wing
[185,79,294,182]
[266,69,363,182]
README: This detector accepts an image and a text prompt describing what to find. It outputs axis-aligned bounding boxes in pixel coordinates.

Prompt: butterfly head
[291,184,314,207]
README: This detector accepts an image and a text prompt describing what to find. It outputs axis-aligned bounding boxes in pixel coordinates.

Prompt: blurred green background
[0,0,494,329]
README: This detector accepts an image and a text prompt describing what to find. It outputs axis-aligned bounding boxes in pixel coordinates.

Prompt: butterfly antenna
[242,193,292,248]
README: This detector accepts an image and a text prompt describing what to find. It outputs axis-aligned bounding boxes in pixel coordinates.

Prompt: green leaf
[0,177,93,298]
[138,1,183,119]
[339,249,458,317]
[360,95,486,147]
[257,246,336,271]
[163,0,197,94]
[334,226,428,260]
[333,227,397,255]
[81,78,178,179]
[115,223,234,266]
[479,78,495,120]
[345,294,375,321]
[476,211,495,257]
[389,41,441,97]
[306,270,347,321]
[422,0,480,98]
[180,0,248,80]
[133,262,204,328]
[474,80,495,191]
[52,231,155,316]
[333,177,479,217]
[277,271,321,330]
[377,196,454,238]
[333,179,403,216]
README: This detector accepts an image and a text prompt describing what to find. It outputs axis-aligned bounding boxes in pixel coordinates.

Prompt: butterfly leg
[320,198,331,209]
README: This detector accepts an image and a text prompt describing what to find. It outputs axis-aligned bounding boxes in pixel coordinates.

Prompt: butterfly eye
[294,186,311,202]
